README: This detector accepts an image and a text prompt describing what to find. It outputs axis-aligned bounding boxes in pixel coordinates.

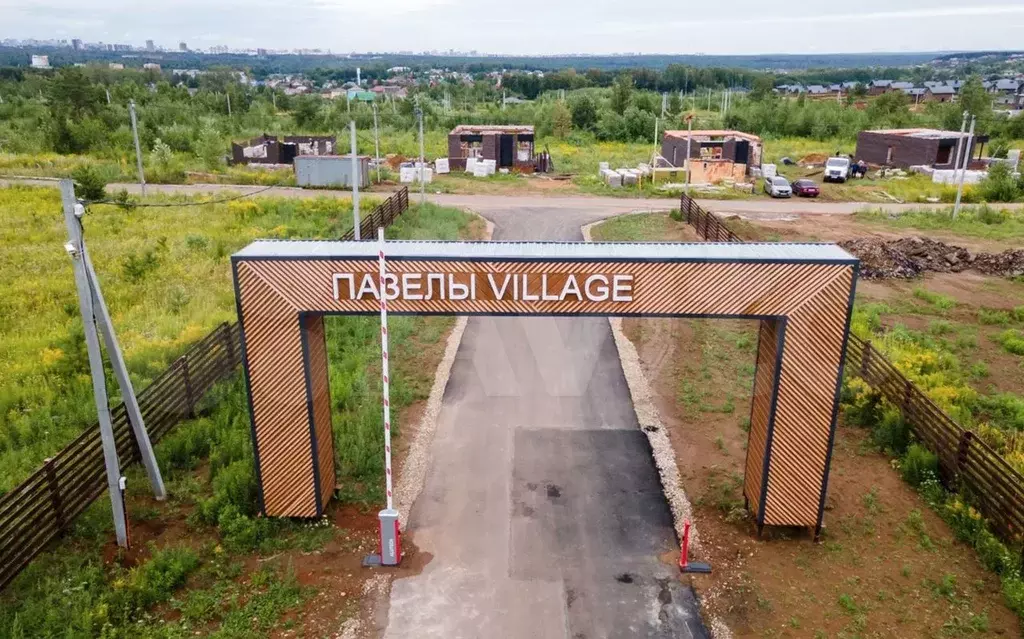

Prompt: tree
[550,101,572,138]
[667,92,681,115]
[749,75,776,101]
[958,75,992,124]
[568,93,598,131]
[610,74,633,115]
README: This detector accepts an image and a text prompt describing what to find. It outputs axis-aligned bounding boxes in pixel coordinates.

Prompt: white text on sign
[332,272,634,303]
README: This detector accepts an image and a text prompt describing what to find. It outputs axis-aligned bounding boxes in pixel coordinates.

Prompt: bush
[979,162,1024,203]
[900,443,938,487]
[217,504,270,553]
[71,164,107,201]
[995,329,1024,355]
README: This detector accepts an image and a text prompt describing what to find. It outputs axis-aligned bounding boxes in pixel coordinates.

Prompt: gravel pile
[838,236,1024,279]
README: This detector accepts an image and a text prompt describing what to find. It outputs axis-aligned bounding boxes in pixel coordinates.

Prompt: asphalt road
[9,177,1018,219]
[383,200,709,638]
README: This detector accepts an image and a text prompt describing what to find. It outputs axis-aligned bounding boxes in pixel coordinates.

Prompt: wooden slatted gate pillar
[232,241,858,536]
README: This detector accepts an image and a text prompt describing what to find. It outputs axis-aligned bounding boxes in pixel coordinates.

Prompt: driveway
[383,200,709,638]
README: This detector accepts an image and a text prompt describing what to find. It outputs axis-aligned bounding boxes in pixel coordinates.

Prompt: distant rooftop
[865,128,970,140]
[450,124,534,134]
[663,129,762,143]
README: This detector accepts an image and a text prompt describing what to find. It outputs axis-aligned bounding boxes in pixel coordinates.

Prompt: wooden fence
[0,185,416,592]
[680,193,742,242]
[341,186,410,241]
[845,336,1024,545]
[0,322,242,591]
[680,195,1024,551]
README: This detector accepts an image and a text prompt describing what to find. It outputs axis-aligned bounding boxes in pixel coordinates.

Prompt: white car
[763,176,792,198]
[824,157,851,182]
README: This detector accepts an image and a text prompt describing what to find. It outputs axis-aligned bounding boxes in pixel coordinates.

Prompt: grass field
[0,196,482,637]
[594,211,1024,635]
[0,185,388,494]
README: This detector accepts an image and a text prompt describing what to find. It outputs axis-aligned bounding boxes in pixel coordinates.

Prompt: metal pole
[654,116,659,150]
[417,107,426,205]
[83,249,165,500]
[952,111,968,176]
[226,92,231,117]
[350,121,361,240]
[952,116,975,220]
[373,102,381,183]
[376,227,400,566]
[59,179,128,548]
[685,116,693,194]
[128,100,146,197]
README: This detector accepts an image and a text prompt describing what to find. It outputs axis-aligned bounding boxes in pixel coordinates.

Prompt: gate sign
[232,240,858,537]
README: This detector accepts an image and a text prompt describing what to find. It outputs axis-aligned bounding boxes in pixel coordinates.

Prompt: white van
[824,157,851,183]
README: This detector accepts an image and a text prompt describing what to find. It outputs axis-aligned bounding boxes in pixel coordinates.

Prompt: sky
[3,0,1024,55]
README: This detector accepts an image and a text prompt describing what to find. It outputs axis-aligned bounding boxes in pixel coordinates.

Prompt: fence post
[44,457,64,534]
[956,431,973,476]
[901,378,913,415]
[180,356,195,418]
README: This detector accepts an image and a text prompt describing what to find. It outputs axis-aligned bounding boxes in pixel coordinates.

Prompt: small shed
[294,155,370,188]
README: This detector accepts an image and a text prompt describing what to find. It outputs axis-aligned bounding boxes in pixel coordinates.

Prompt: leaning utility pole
[350,121,361,240]
[59,179,166,548]
[128,100,146,197]
[952,115,976,220]
[952,111,968,180]
[226,93,232,117]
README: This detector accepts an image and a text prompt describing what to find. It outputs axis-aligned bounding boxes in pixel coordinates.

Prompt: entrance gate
[232,240,858,535]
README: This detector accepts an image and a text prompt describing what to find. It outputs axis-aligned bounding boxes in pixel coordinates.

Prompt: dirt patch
[838,236,1024,279]
[726,212,1018,255]
[623,316,1021,638]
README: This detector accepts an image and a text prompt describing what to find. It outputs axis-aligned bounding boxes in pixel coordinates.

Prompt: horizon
[4,2,1024,57]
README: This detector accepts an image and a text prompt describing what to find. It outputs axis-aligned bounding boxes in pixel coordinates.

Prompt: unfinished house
[855,129,989,169]
[659,130,763,183]
[230,135,336,165]
[447,125,541,172]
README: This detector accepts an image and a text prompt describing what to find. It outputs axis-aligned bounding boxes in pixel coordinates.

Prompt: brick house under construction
[231,135,336,165]
[447,125,539,171]
[855,129,989,169]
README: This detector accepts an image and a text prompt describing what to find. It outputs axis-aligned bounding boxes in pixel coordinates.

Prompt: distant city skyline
[3,1,1024,56]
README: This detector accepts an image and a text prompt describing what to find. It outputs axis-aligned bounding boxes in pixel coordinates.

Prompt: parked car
[763,176,792,198]
[824,157,851,182]
[791,179,820,198]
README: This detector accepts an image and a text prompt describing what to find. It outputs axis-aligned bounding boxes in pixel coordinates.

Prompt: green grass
[0,185,384,494]
[854,205,1024,242]
[0,197,479,637]
[589,210,684,242]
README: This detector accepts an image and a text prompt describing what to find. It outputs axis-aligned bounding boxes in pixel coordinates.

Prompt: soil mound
[838,236,1024,279]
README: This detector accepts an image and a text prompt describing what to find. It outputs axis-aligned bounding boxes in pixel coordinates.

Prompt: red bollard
[679,520,711,574]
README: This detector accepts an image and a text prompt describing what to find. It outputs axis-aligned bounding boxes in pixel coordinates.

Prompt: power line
[84,185,277,208]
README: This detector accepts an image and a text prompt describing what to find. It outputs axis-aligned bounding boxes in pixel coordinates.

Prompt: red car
[792,179,820,198]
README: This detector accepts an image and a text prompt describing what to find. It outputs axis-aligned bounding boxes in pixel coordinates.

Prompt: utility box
[294,155,370,188]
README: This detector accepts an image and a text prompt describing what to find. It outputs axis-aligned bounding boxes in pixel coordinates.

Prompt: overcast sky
[4,0,1024,55]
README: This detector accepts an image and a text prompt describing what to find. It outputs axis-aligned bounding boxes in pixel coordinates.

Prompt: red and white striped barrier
[376,227,401,566]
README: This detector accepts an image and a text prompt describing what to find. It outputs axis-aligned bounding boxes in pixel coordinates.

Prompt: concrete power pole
[226,93,232,117]
[952,115,976,220]
[685,114,693,194]
[350,121,361,240]
[417,106,426,204]
[952,111,969,180]
[128,100,146,197]
[60,179,166,548]
[372,102,382,183]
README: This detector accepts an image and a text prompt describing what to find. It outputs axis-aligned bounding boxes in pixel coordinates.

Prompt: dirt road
[9,178,1019,219]
[383,200,709,637]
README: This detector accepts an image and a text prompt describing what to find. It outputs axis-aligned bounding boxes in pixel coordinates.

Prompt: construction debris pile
[839,236,1024,279]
